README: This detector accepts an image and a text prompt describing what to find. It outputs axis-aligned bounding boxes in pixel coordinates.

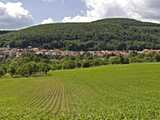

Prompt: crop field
[0,63,160,119]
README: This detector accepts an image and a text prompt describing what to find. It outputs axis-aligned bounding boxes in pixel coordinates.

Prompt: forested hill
[0,18,160,51]
[0,31,13,35]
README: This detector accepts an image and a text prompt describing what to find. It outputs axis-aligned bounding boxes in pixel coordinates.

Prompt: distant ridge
[0,18,160,51]
[93,18,160,26]
[0,30,13,35]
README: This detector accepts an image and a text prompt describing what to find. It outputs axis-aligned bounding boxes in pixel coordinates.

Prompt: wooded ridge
[0,18,160,51]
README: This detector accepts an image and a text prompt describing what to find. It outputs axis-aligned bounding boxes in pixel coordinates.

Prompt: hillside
[1,63,160,119]
[0,30,13,35]
[0,18,160,50]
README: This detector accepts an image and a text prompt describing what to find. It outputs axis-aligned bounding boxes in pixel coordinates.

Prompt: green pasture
[0,63,160,120]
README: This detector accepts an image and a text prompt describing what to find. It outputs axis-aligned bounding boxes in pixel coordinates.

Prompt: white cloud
[41,18,56,24]
[62,0,160,23]
[0,1,33,29]
[41,0,64,3]
[41,0,55,2]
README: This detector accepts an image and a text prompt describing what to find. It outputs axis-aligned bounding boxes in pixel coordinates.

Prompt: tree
[17,62,38,77]
[8,62,17,77]
[37,62,50,75]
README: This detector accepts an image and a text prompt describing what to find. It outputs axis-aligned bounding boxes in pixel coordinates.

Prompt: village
[0,47,160,59]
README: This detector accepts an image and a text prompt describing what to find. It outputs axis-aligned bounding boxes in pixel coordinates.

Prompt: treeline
[0,51,160,77]
[1,18,160,51]
[0,54,50,77]
[0,30,12,35]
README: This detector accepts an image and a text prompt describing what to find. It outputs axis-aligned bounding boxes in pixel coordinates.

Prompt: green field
[0,63,160,119]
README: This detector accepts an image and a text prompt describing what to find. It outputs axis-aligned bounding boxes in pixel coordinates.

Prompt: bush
[109,56,121,64]
[16,62,51,77]
[121,57,129,64]
[75,60,82,68]
[82,60,92,68]
[8,62,17,77]
[0,66,6,77]
[63,60,76,69]
[93,58,106,66]
[17,62,38,77]
[154,54,160,62]
[129,57,141,63]
[144,57,154,62]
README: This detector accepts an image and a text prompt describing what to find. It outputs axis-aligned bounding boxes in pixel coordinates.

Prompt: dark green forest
[0,31,12,35]
[1,18,160,51]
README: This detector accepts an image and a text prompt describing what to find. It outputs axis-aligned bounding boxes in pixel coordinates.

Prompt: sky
[0,0,160,29]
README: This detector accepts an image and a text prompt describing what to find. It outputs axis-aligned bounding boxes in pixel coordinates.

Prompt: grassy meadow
[0,63,160,119]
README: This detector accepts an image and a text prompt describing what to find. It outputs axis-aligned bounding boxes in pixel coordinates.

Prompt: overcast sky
[0,0,160,29]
